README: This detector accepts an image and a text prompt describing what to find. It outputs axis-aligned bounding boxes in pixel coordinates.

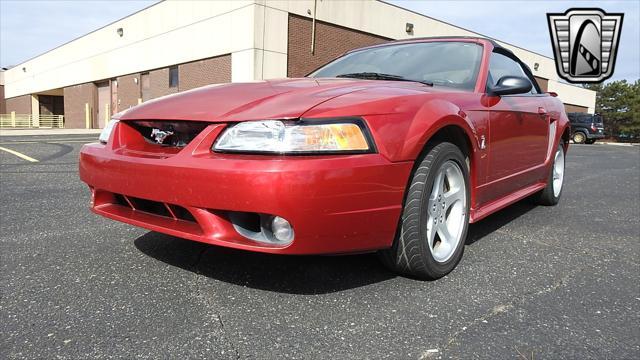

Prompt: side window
[487,52,537,94]
[169,66,179,88]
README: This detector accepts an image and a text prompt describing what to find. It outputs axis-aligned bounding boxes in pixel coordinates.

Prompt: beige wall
[3,1,255,98]
[265,0,596,113]
[547,80,597,114]
[3,0,596,115]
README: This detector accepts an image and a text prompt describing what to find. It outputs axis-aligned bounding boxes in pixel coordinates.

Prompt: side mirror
[489,76,532,96]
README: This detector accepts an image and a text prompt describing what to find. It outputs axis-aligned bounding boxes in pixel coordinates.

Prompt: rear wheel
[534,142,565,206]
[572,131,586,144]
[379,142,470,279]
[585,139,596,144]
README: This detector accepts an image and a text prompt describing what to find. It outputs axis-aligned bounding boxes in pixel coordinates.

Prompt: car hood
[117,78,430,122]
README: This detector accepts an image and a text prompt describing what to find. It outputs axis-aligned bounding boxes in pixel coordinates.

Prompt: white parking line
[0,140,97,145]
[0,138,97,143]
[0,146,39,162]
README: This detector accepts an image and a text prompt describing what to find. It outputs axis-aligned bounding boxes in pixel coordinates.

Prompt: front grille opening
[114,193,130,207]
[226,211,292,245]
[227,211,262,233]
[113,193,196,223]
[169,204,196,222]
[129,120,209,147]
[129,196,172,217]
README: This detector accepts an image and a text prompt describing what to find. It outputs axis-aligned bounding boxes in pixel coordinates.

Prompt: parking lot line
[0,137,97,143]
[0,146,39,162]
[0,140,97,145]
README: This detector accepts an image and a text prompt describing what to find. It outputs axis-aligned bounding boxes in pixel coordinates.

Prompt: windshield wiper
[336,72,433,86]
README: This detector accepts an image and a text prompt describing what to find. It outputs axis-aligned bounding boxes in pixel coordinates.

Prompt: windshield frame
[307,39,487,92]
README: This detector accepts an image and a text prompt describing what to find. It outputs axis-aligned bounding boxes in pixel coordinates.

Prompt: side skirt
[469,182,546,223]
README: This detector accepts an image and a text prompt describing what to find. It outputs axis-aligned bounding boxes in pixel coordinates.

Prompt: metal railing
[0,113,64,128]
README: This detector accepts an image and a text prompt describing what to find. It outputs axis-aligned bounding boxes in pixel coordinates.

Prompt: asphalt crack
[190,248,241,360]
[439,267,587,356]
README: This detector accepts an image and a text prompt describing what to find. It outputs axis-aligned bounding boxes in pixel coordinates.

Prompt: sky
[1,0,638,82]
[389,0,639,82]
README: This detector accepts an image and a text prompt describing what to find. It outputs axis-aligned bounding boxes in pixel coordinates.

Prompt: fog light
[271,216,294,243]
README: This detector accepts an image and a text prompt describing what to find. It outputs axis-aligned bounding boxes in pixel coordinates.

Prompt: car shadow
[134,232,396,295]
[134,199,537,295]
[466,199,537,245]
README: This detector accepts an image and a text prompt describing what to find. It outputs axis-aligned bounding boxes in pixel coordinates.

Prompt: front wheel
[379,142,470,280]
[534,142,565,206]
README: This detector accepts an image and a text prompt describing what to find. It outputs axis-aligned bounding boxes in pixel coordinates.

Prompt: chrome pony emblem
[151,128,174,144]
[547,8,623,83]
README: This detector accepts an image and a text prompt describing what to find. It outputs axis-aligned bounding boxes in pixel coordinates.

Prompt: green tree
[618,80,640,136]
[582,80,640,137]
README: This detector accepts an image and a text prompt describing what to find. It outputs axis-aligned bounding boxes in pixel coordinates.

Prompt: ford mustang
[80,37,569,279]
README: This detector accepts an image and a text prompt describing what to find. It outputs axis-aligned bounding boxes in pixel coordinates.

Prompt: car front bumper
[79,132,412,255]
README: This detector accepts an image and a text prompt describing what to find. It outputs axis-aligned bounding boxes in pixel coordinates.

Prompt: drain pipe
[311,0,317,54]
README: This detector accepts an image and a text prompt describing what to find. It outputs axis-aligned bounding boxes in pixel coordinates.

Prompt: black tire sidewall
[416,143,470,276]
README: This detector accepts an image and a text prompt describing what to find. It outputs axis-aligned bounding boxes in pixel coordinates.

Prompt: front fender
[398,98,479,161]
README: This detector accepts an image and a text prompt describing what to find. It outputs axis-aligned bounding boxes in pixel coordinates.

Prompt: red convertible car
[80,37,569,279]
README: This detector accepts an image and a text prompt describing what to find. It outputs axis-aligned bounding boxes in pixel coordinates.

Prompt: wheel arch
[402,115,480,210]
[561,125,571,151]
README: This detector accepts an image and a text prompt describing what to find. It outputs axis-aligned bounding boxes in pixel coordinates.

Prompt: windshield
[309,41,483,91]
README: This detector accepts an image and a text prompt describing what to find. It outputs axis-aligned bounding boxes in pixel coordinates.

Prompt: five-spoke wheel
[379,142,470,279]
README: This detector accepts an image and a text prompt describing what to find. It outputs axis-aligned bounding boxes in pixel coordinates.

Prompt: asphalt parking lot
[1,134,638,359]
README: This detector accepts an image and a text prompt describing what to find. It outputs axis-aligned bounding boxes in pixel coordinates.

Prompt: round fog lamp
[271,216,294,243]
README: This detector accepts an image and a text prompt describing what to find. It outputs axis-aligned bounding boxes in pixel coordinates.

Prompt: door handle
[537,107,548,115]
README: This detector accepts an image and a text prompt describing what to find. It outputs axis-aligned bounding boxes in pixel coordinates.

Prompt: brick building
[2,0,596,129]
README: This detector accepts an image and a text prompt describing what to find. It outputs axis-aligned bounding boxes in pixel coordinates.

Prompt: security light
[406,23,414,34]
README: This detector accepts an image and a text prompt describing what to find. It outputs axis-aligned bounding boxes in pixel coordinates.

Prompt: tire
[572,131,586,144]
[379,142,470,280]
[534,142,565,206]
[585,139,596,144]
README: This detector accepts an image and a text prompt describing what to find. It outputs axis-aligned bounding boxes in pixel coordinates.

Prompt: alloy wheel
[552,147,565,197]
[426,160,467,263]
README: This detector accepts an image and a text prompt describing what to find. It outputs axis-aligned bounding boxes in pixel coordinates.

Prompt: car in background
[80,37,570,280]
[568,113,605,144]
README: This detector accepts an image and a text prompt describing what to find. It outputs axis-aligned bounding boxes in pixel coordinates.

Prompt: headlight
[213,119,374,154]
[99,120,119,144]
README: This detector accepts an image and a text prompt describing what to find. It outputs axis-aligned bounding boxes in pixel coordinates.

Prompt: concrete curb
[569,140,639,147]
[0,129,102,136]
[596,142,640,147]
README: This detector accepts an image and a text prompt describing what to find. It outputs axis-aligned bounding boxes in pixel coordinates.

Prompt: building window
[169,66,179,88]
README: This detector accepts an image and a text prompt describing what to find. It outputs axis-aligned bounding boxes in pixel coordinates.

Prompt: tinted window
[169,66,179,88]
[488,52,537,94]
[310,42,483,91]
[593,115,604,124]
[570,114,596,124]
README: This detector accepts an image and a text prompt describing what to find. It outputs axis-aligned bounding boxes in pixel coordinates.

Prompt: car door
[485,51,550,199]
